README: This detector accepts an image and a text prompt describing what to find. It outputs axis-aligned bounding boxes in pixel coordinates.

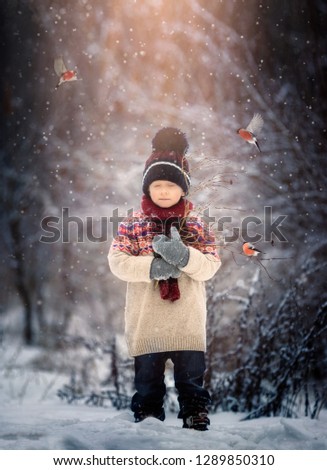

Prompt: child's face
[149,180,185,208]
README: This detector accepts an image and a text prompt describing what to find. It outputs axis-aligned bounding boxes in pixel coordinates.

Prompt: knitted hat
[142,127,191,196]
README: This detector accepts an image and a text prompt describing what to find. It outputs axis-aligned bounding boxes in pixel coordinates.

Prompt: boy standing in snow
[108,128,221,431]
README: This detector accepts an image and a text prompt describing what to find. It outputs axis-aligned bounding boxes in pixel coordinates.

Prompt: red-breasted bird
[54,57,78,89]
[237,113,264,152]
[242,242,263,257]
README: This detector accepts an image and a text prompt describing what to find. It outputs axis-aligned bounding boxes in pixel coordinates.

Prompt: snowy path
[0,354,326,451]
[1,401,326,450]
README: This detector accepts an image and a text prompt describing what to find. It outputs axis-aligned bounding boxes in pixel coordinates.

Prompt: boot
[134,407,165,423]
[182,410,210,431]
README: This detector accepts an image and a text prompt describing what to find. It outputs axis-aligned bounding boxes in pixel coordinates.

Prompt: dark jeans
[131,351,211,419]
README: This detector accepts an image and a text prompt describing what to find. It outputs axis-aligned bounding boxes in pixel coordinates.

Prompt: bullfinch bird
[242,242,263,257]
[237,113,264,152]
[54,57,79,89]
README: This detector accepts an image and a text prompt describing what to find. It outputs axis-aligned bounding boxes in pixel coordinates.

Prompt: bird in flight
[54,57,79,89]
[237,113,264,152]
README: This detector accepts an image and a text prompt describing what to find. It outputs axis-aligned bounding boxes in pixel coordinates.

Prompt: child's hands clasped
[150,257,181,280]
[153,227,189,268]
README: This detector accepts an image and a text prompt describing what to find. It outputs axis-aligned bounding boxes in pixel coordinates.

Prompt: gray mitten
[150,257,181,280]
[153,226,189,267]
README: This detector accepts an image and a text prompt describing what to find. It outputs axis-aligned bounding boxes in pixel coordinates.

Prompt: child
[108,127,221,431]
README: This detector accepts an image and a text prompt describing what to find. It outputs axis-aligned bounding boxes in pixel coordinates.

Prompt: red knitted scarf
[141,195,193,302]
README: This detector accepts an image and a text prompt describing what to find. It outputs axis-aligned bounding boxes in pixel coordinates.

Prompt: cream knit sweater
[108,243,221,357]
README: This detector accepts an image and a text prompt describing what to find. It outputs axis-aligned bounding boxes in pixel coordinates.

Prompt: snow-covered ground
[0,346,326,451]
[1,401,327,451]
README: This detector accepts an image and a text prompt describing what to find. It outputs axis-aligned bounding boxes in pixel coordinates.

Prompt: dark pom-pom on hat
[152,127,189,155]
[142,127,191,196]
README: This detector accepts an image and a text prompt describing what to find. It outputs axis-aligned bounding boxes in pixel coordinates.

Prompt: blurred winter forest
[1,0,326,418]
